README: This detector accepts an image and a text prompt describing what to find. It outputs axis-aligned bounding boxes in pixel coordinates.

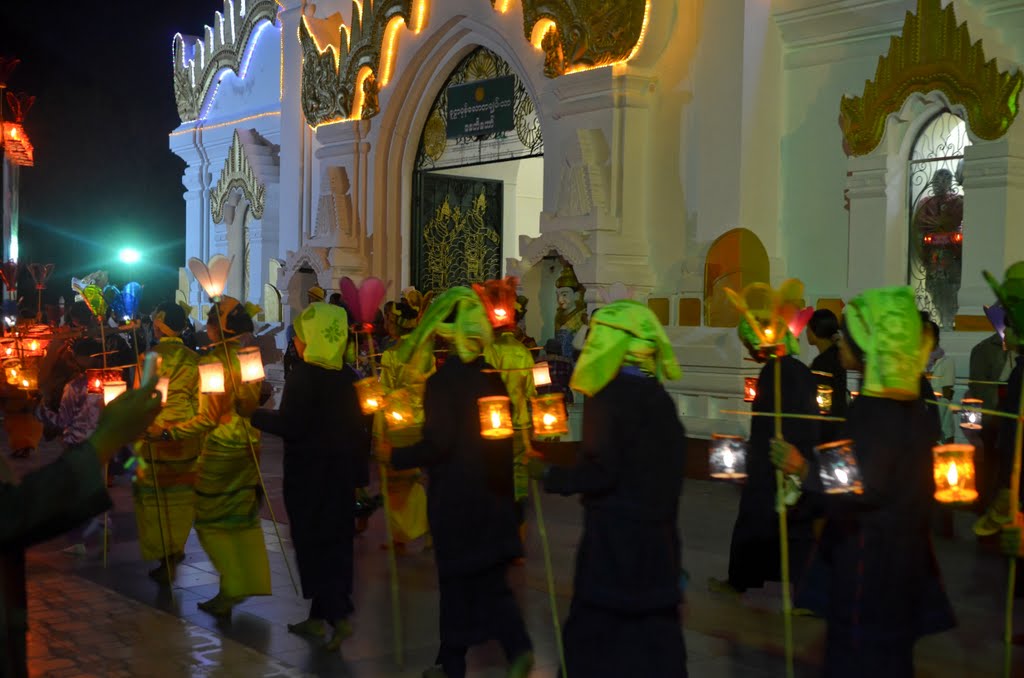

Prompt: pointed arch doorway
[411,46,544,294]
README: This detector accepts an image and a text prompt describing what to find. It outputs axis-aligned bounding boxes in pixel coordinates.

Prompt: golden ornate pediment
[840,0,1023,156]
[210,130,269,224]
[299,0,425,127]
[173,0,279,123]
[496,0,649,78]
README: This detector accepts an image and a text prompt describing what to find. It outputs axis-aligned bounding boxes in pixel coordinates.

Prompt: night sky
[1,2,222,314]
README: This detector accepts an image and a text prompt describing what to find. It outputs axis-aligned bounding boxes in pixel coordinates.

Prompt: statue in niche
[912,167,964,327]
[361,72,379,119]
[553,264,587,359]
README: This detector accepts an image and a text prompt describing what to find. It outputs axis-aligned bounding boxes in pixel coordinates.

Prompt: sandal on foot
[287,618,327,638]
[325,619,353,651]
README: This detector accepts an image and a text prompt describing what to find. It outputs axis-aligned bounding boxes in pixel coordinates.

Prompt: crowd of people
[4,269,1024,678]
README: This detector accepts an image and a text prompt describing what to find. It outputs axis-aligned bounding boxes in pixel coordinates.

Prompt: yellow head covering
[397,287,493,365]
[844,286,930,401]
[294,302,349,370]
[570,300,681,397]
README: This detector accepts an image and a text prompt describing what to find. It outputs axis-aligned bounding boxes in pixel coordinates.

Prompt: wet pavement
[9,435,1024,677]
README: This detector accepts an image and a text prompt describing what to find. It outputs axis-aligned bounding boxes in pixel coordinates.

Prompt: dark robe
[806,396,955,677]
[543,369,688,677]
[996,357,1024,489]
[810,344,847,444]
[727,355,820,592]
[392,357,530,678]
[1,443,112,678]
[251,359,368,621]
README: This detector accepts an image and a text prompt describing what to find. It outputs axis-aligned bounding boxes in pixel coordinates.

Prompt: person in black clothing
[807,309,847,443]
[251,302,368,651]
[531,300,688,677]
[710,316,820,596]
[387,287,533,678]
[773,286,955,676]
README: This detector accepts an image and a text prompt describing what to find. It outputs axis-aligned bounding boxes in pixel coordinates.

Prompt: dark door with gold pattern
[412,172,503,294]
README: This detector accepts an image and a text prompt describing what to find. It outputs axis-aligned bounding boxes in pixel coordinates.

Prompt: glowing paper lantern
[22,336,48,357]
[816,385,833,414]
[384,387,419,431]
[17,368,38,391]
[0,340,13,358]
[198,361,226,394]
[933,444,978,504]
[744,377,757,403]
[354,377,386,415]
[85,369,123,395]
[531,393,569,437]
[4,359,20,385]
[850,391,859,400]
[103,380,127,405]
[237,346,265,383]
[709,434,748,480]
[156,377,170,405]
[532,362,552,387]
[815,439,863,494]
[959,398,983,430]
[478,395,514,439]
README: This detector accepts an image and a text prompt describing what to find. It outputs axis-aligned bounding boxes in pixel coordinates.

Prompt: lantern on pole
[531,393,569,437]
[237,346,265,383]
[815,439,863,494]
[198,360,226,394]
[744,377,758,403]
[816,385,833,414]
[532,362,552,387]
[709,433,748,479]
[355,376,386,415]
[933,444,978,504]
[959,398,983,430]
[478,395,514,439]
[103,380,126,405]
[156,377,170,405]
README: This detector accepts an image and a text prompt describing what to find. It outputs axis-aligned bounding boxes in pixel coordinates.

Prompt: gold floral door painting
[412,173,503,294]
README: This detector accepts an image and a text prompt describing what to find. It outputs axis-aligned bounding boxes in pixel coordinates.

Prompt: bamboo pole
[773,355,795,678]
[99,319,110,568]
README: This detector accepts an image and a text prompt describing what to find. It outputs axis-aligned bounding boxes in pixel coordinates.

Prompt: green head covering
[397,287,493,365]
[844,286,929,400]
[294,302,349,370]
[984,262,1024,346]
[569,300,681,397]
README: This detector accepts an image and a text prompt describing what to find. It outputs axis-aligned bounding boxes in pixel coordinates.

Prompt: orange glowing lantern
[4,359,20,385]
[85,369,124,395]
[815,440,863,494]
[743,377,758,403]
[103,380,127,405]
[22,336,48,357]
[198,361,226,394]
[384,386,420,431]
[354,376,386,415]
[156,377,170,405]
[17,368,38,391]
[959,398,983,430]
[816,385,833,414]
[532,362,552,387]
[709,434,748,479]
[237,346,265,383]
[478,395,514,439]
[933,444,978,504]
[0,339,14,358]
[531,393,569,437]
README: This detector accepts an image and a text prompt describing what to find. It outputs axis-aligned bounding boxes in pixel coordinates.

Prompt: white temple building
[168,0,1024,438]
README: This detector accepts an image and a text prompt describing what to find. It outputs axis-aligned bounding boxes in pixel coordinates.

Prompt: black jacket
[392,357,521,577]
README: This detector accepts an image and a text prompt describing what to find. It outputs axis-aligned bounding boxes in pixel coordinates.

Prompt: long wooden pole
[99,319,109,568]
[774,355,795,678]
[528,456,567,677]
[1003,370,1024,677]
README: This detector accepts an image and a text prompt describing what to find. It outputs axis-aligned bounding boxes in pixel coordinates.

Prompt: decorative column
[844,153,903,295]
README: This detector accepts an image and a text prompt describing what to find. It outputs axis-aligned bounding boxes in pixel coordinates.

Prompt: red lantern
[743,377,757,403]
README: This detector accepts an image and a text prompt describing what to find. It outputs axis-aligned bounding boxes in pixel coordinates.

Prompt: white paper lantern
[199,361,226,394]
[237,346,265,383]
[532,362,552,387]
[156,377,170,405]
[103,380,127,405]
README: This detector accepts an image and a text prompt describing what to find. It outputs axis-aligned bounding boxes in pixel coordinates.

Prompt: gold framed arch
[839,0,1023,156]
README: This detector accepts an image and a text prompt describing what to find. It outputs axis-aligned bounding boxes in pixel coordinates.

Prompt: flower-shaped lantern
[339,275,388,332]
[472,276,519,329]
[188,255,233,301]
[725,279,813,358]
[0,261,18,298]
[122,282,143,321]
[28,263,52,291]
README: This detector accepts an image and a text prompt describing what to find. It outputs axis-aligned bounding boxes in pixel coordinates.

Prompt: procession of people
[5,260,1024,678]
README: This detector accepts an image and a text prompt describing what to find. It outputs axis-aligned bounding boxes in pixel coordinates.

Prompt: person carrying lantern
[709,296,821,599]
[375,288,433,554]
[153,298,270,618]
[771,286,956,675]
[134,303,200,585]
[528,300,688,677]
[474,277,536,554]
[385,287,533,678]
[252,301,367,651]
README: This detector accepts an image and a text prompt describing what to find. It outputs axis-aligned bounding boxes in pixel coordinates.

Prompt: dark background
[1,2,220,315]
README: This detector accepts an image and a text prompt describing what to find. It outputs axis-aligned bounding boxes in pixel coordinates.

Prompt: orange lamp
[237,346,265,383]
[156,377,170,405]
[933,444,978,504]
[198,361,226,394]
[709,434,748,480]
[478,396,514,439]
[531,393,569,437]
[355,377,386,415]
[743,377,757,403]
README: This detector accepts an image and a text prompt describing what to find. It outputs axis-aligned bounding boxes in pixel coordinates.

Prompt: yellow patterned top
[484,331,536,430]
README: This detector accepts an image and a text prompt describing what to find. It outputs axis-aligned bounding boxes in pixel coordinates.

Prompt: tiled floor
[10,437,1024,677]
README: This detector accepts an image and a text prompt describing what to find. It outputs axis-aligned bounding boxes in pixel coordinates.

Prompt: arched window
[908,112,970,328]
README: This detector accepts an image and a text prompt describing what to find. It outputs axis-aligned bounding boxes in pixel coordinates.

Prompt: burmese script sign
[446,76,515,139]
